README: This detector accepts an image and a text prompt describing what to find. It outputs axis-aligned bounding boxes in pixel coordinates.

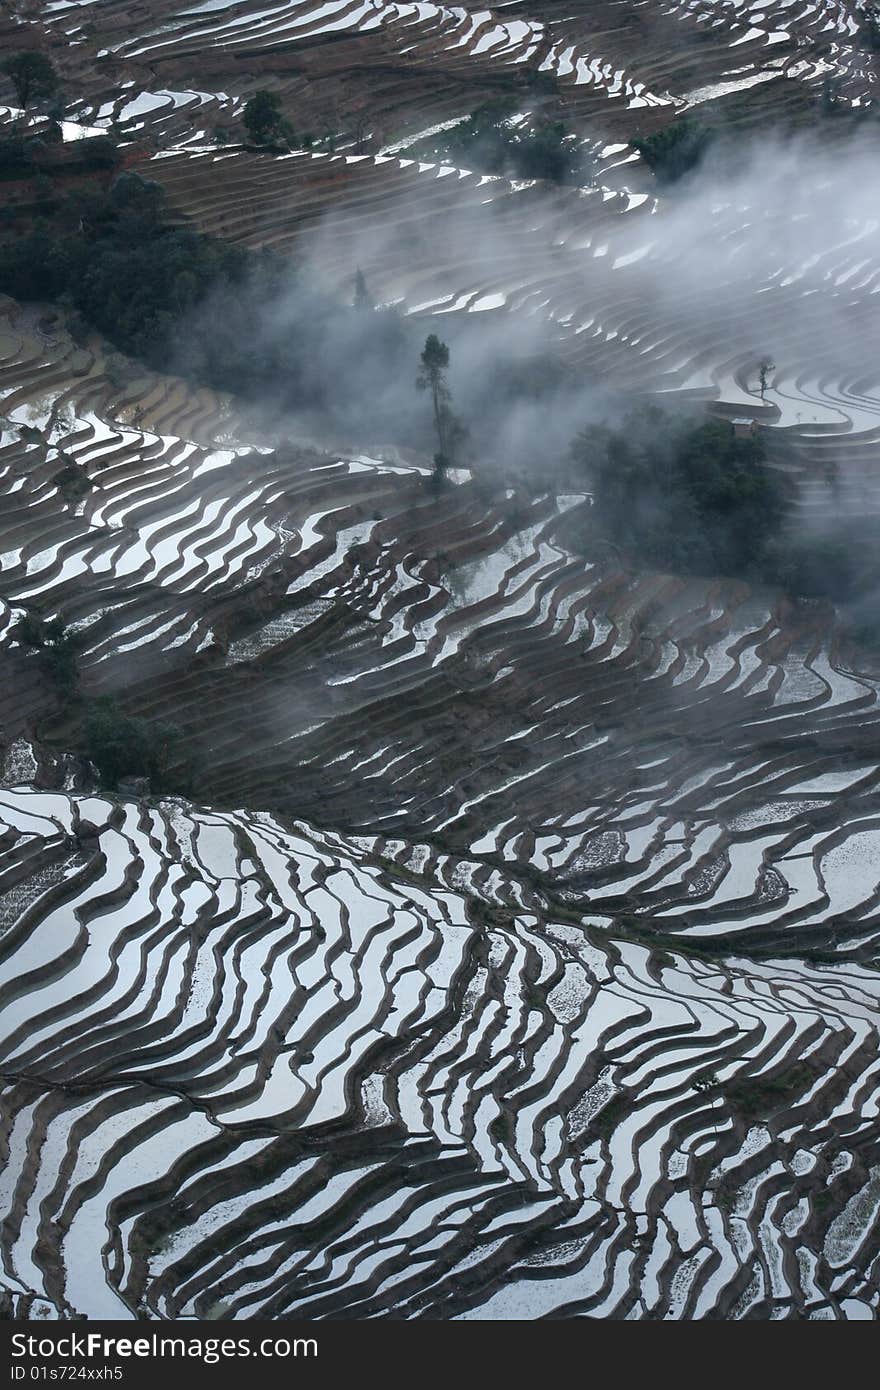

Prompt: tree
[353,267,373,311]
[3,51,58,113]
[820,75,844,113]
[859,3,880,49]
[242,91,289,146]
[694,1072,721,1137]
[350,110,371,155]
[757,357,775,400]
[417,333,465,474]
[317,101,340,153]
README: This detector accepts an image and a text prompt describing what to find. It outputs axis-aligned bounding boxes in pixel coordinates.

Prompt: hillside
[0,0,879,1322]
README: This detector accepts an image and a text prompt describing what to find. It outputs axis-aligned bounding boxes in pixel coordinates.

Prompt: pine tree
[417,334,465,475]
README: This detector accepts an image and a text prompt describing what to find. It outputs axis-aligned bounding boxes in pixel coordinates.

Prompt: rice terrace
[0,0,879,1324]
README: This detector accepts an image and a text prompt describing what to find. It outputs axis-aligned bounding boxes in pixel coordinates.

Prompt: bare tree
[350,109,371,155]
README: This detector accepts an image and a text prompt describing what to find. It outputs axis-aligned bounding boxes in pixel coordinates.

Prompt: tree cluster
[0,174,411,421]
[569,406,880,648]
[632,119,713,183]
[240,90,346,153]
[0,130,116,181]
[14,612,79,698]
[571,406,788,579]
[242,91,296,147]
[82,697,181,790]
[422,100,590,184]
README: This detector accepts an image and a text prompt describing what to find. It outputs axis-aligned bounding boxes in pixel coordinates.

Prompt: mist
[170,124,880,523]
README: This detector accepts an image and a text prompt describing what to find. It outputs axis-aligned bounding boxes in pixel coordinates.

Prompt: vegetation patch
[570,405,788,581]
[14,612,80,700]
[81,697,182,792]
[721,1064,817,1121]
[0,174,412,426]
[415,99,590,184]
[632,119,714,183]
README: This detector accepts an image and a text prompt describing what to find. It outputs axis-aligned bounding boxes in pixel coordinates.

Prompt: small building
[730,417,760,439]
